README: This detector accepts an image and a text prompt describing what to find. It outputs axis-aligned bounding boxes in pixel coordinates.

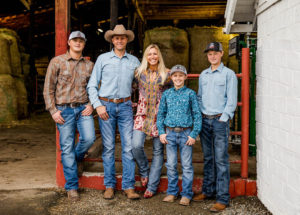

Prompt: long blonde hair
[136,44,168,85]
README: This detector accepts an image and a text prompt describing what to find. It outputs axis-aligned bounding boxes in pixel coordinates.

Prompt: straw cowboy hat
[104,24,135,43]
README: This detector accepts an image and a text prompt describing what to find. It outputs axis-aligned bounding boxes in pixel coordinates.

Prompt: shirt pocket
[79,71,91,86]
[58,70,72,84]
[214,79,226,96]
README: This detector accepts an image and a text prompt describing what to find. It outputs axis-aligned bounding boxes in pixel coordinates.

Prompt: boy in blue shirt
[157,65,202,206]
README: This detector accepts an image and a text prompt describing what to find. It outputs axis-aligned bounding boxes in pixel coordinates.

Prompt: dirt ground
[0,112,270,215]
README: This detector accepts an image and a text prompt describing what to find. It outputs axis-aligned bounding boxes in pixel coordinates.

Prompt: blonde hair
[136,44,168,85]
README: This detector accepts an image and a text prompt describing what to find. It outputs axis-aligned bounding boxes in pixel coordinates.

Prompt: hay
[0,28,22,78]
[0,37,12,75]
[0,74,17,123]
[144,27,189,70]
[187,26,239,74]
[14,77,28,119]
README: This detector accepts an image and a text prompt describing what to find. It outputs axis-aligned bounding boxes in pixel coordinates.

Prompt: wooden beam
[138,0,226,5]
[55,0,70,56]
[132,0,145,22]
[20,0,30,10]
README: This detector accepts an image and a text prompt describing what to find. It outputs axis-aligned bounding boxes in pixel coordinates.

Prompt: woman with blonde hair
[132,44,171,198]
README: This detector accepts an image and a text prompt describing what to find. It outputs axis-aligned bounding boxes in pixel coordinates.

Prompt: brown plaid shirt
[43,52,94,115]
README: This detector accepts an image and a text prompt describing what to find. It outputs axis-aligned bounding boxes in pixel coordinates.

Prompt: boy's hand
[186,136,195,146]
[160,134,168,144]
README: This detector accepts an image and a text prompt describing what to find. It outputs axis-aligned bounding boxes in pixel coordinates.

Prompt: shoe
[124,189,140,200]
[162,195,177,203]
[67,189,79,202]
[193,193,207,201]
[143,189,154,198]
[179,197,191,206]
[210,202,227,213]
[77,161,84,177]
[141,177,148,187]
[103,188,114,199]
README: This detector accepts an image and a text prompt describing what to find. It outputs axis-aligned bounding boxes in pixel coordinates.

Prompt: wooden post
[110,0,118,29]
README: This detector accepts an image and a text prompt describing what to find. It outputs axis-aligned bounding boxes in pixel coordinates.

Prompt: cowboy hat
[104,24,135,43]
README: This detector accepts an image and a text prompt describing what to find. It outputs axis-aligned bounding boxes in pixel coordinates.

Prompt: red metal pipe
[241,48,250,178]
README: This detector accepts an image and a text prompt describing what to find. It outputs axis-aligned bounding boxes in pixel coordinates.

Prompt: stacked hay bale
[144,27,189,70]
[187,26,239,74]
[0,28,29,123]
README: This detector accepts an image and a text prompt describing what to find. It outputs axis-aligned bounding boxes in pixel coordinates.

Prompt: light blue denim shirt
[197,63,238,122]
[87,49,140,108]
[157,86,202,139]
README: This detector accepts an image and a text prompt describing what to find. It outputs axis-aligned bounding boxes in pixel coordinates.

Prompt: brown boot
[124,189,140,200]
[162,195,177,203]
[103,188,114,199]
[67,189,79,202]
[193,193,207,201]
[179,197,190,206]
[210,202,227,213]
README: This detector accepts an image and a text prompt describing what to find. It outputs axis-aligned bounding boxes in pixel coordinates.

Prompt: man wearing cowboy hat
[87,24,140,200]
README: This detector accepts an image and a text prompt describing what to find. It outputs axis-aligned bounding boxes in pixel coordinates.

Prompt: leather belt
[57,103,86,108]
[99,96,131,104]
[202,113,222,119]
[166,127,191,133]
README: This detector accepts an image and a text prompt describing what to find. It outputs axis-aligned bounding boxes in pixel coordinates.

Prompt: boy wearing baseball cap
[157,65,202,206]
[194,42,237,212]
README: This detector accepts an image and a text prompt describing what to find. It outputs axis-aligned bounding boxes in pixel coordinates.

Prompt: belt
[202,113,222,119]
[166,127,191,133]
[99,96,131,104]
[56,102,86,108]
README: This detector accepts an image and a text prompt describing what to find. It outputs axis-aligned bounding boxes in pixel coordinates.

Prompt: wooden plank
[138,0,226,5]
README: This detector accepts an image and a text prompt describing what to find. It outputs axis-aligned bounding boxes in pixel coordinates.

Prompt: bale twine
[187,26,238,74]
[14,77,28,119]
[0,37,12,75]
[0,28,22,78]
[144,27,189,70]
[0,74,18,123]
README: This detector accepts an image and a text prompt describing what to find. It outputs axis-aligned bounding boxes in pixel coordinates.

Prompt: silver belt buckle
[174,127,182,133]
[113,98,118,103]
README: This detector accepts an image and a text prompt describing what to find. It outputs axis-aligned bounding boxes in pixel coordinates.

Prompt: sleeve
[43,58,58,115]
[87,56,103,109]
[197,75,203,112]
[219,70,238,122]
[189,91,202,139]
[156,92,167,135]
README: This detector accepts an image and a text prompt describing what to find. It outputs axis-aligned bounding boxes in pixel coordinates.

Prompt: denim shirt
[197,63,238,122]
[157,86,202,139]
[87,49,140,108]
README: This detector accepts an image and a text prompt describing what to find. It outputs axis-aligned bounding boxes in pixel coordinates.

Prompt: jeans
[99,100,135,190]
[165,128,194,199]
[56,104,96,191]
[200,117,230,205]
[131,129,164,193]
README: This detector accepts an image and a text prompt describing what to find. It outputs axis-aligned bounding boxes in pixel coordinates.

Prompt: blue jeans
[200,117,230,205]
[165,128,194,199]
[99,100,135,190]
[131,129,164,193]
[56,104,96,191]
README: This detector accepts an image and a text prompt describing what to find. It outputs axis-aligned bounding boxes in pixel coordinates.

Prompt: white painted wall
[256,0,300,214]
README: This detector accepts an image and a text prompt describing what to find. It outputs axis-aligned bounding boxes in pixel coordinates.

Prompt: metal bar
[241,48,250,178]
[187,73,243,79]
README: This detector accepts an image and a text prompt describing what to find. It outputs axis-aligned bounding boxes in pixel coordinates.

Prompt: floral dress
[133,69,171,137]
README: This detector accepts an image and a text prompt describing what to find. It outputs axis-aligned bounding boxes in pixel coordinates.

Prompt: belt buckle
[113,98,118,103]
[174,127,182,133]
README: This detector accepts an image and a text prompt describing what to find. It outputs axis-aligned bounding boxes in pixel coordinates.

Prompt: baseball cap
[68,31,87,42]
[204,42,223,53]
[170,64,187,76]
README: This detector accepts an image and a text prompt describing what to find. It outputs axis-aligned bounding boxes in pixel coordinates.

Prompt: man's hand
[186,136,195,146]
[160,134,168,144]
[81,105,93,116]
[96,106,109,121]
[52,111,65,125]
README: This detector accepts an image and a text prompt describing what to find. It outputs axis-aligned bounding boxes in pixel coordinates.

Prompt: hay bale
[15,77,28,119]
[187,26,238,74]
[0,37,12,75]
[0,74,17,123]
[144,27,189,70]
[0,28,22,78]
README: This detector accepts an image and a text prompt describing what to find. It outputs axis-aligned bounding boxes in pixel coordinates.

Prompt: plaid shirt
[43,52,94,115]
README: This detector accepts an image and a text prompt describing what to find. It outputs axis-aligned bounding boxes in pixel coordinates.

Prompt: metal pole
[241,48,250,178]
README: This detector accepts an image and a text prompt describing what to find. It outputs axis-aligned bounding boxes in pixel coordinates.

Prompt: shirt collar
[110,49,128,59]
[65,51,85,61]
[206,62,224,74]
[173,85,186,92]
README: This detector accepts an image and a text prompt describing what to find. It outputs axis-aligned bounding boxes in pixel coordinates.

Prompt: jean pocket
[183,129,191,138]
